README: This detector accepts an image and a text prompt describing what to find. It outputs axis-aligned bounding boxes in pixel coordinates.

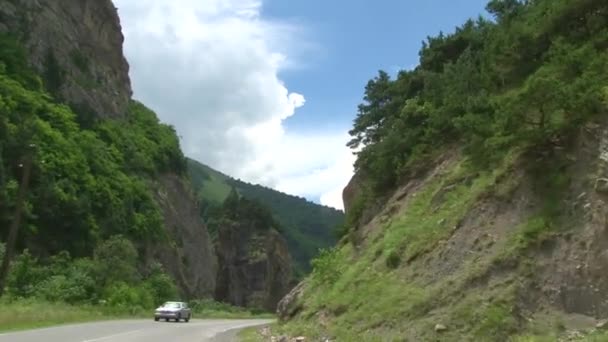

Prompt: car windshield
[162,302,180,308]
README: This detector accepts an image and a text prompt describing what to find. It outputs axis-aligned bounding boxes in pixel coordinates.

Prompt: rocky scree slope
[275,0,608,340]
[0,0,216,298]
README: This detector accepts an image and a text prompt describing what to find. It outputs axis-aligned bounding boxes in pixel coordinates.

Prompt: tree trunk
[0,155,32,297]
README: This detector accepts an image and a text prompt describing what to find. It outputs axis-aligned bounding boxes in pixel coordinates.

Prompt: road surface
[0,319,272,342]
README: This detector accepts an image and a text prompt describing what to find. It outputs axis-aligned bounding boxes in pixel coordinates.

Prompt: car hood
[156,307,179,311]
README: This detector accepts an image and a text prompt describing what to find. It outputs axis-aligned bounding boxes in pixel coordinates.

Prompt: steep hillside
[273,0,608,341]
[188,158,344,276]
[0,0,216,302]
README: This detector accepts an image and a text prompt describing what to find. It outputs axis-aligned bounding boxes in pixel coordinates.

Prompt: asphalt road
[0,319,272,342]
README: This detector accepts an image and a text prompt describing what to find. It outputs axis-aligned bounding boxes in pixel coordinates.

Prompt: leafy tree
[93,236,138,287]
[346,0,608,197]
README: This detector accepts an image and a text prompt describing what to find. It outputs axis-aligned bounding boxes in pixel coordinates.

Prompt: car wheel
[185,315,190,323]
[165,318,169,322]
[175,313,181,322]
[154,317,159,322]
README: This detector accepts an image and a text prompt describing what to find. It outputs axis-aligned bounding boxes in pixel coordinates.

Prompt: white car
[154,301,192,322]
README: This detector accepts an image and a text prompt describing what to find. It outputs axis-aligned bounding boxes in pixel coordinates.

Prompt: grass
[0,299,147,332]
[238,326,266,341]
[274,153,535,340]
[496,216,554,263]
[379,157,512,263]
[0,298,274,333]
[512,331,608,342]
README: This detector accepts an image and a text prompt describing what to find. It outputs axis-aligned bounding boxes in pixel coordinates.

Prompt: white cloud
[114,0,353,210]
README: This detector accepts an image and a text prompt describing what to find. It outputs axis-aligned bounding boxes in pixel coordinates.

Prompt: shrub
[143,263,179,306]
[93,236,138,286]
[104,282,154,311]
[385,250,401,269]
[7,250,44,298]
[310,248,343,286]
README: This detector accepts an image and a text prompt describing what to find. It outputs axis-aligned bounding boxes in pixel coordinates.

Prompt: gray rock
[277,281,307,321]
[596,178,608,193]
[435,323,447,332]
[0,0,132,118]
[151,174,217,298]
[215,223,292,311]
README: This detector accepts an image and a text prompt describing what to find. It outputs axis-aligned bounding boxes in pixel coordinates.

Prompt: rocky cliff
[0,0,132,119]
[150,174,217,298]
[215,220,292,311]
[0,0,216,298]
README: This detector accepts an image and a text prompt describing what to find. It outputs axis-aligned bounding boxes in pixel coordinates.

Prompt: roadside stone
[295,337,306,342]
[435,323,447,332]
[596,319,608,329]
[277,281,306,321]
[595,178,608,194]
[278,336,288,342]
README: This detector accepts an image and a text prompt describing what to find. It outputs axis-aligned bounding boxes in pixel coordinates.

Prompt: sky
[113,0,489,210]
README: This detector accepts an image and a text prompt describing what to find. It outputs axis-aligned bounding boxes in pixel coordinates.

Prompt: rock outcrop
[277,280,306,321]
[215,221,292,311]
[150,174,217,298]
[0,0,132,118]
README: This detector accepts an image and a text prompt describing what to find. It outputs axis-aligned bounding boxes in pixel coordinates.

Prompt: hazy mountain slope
[188,158,344,276]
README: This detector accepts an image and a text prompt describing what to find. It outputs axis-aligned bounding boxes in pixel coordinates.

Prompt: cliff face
[215,221,292,311]
[0,0,132,118]
[0,0,217,298]
[150,174,217,298]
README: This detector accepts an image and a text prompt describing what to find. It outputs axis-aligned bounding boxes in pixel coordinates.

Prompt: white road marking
[82,329,143,342]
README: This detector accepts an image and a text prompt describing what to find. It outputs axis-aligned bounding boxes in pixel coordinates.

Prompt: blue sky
[115,0,490,209]
[273,0,490,132]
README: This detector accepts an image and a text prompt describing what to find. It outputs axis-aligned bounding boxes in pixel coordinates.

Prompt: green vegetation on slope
[0,237,178,309]
[280,159,518,341]
[188,158,232,203]
[347,0,608,199]
[277,0,608,340]
[0,33,189,307]
[205,189,283,238]
[188,158,344,276]
[0,35,187,253]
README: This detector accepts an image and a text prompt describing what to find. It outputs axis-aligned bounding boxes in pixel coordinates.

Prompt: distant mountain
[187,158,344,277]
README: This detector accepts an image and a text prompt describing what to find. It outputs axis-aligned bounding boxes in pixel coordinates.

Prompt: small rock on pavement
[435,324,447,332]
